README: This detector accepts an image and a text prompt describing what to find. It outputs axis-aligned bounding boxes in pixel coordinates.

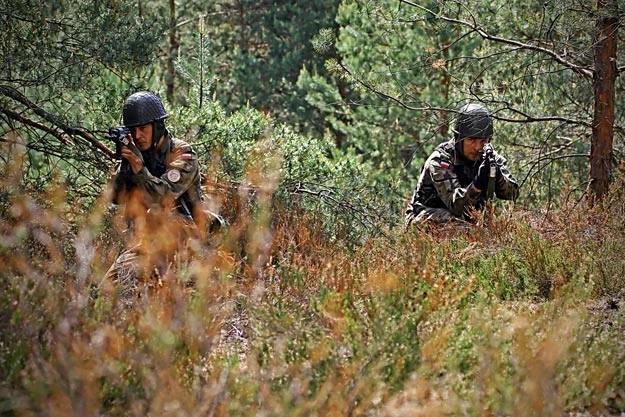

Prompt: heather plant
[2,0,625,414]
[1,131,625,417]
[171,96,390,243]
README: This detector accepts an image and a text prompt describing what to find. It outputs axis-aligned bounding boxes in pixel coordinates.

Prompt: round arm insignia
[167,169,181,183]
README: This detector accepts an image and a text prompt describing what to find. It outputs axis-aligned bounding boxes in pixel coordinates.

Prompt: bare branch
[399,0,594,78]
[496,105,592,128]
[0,135,67,161]
[340,60,590,127]
[176,11,231,29]
[337,61,446,113]
[286,181,387,236]
[0,85,115,158]
[521,152,589,189]
[0,108,70,144]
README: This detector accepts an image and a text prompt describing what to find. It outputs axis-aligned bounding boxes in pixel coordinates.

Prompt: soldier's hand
[481,143,494,164]
[473,157,490,191]
[121,145,144,174]
[482,143,504,179]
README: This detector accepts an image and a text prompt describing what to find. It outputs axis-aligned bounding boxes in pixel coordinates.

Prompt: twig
[0,85,115,158]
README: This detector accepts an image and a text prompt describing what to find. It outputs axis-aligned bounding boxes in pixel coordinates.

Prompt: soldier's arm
[110,160,135,205]
[429,155,481,217]
[134,147,200,204]
[493,153,520,201]
[405,187,421,226]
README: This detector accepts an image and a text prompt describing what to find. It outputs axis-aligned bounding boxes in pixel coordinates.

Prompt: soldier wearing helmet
[405,103,519,226]
[105,91,223,299]
[110,91,207,224]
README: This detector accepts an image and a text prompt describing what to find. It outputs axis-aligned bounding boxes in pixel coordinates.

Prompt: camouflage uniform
[105,132,205,300]
[405,139,519,226]
[111,132,203,220]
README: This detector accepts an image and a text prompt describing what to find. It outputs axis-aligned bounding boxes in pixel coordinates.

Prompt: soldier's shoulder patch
[167,169,181,183]
[439,161,450,169]
[180,152,194,160]
[178,144,193,152]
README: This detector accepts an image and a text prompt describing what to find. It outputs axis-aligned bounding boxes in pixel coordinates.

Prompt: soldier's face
[131,123,153,151]
[462,137,489,161]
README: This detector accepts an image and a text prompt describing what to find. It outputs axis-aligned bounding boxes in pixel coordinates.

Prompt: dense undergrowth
[1,159,625,417]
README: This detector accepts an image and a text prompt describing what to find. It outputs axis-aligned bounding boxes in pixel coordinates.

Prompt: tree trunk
[589,0,618,202]
[166,0,179,103]
[439,38,451,137]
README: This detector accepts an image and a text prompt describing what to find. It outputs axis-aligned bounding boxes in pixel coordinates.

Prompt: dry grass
[1,149,624,416]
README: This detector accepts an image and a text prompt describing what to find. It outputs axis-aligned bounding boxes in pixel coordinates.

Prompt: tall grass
[1,142,624,416]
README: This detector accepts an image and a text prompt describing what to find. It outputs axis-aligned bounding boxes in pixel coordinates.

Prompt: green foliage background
[1,1,625,416]
[3,0,623,223]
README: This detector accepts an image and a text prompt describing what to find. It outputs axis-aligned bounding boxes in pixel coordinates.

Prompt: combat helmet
[452,103,493,160]
[452,103,493,140]
[122,91,168,149]
[122,91,168,127]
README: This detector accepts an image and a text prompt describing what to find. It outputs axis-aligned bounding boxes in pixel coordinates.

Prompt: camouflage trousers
[406,207,460,227]
[103,244,178,305]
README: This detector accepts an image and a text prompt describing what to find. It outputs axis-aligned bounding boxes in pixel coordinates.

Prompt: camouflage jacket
[406,140,519,222]
[112,132,203,220]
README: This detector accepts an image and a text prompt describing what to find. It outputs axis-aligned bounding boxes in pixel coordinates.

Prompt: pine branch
[0,107,70,144]
[0,85,115,158]
[338,61,590,127]
[399,0,594,78]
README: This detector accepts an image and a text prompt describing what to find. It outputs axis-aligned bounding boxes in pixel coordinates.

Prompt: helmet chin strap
[454,133,466,161]
[152,120,166,150]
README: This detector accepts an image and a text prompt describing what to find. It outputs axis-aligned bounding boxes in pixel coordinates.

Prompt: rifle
[104,126,144,168]
[104,126,131,160]
[483,144,497,199]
